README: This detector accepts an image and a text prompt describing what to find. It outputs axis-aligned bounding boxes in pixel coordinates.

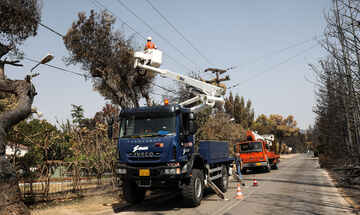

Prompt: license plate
[139,169,150,176]
[256,163,261,166]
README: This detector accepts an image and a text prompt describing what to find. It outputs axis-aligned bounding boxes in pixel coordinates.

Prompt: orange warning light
[164,99,169,105]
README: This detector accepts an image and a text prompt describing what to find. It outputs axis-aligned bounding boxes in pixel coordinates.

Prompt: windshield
[239,142,263,153]
[120,113,176,138]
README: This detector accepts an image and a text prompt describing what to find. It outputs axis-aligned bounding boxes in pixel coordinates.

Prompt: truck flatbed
[199,141,234,164]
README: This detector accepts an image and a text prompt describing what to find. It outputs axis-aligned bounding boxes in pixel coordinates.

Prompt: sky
[7,0,331,129]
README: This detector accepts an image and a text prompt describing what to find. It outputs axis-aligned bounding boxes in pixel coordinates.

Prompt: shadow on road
[109,188,221,214]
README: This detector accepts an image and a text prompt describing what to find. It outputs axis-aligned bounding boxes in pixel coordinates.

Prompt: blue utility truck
[112,104,233,206]
[109,49,234,206]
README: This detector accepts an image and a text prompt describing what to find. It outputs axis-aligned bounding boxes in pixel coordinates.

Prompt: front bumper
[242,161,268,168]
[115,165,186,180]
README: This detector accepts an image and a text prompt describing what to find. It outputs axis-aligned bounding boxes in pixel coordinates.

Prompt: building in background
[5,142,28,158]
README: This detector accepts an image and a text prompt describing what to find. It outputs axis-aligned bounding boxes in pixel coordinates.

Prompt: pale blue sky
[7,0,330,129]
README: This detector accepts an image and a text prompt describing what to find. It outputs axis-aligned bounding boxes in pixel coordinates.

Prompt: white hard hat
[147,37,152,41]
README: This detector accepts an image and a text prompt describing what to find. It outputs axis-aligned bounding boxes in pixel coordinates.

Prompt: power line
[202,35,323,79]
[225,35,323,71]
[114,0,203,70]
[38,22,64,37]
[227,43,319,90]
[89,0,193,73]
[25,56,176,96]
[153,83,176,94]
[145,0,216,68]
[23,57,91,78]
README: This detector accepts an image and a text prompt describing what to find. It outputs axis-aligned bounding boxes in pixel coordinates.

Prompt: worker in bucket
[144,36,157,50]
[235,153,243,179]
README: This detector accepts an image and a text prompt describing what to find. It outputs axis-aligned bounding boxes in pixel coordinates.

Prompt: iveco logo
[132,145,149,152]
[133,152,154,157]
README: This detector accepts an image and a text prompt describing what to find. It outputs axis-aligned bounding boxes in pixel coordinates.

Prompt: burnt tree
[0,0,41,214]
[63,10,155,109]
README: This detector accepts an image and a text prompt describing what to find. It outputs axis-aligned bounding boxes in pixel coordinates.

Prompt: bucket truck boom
[134,50,224,112]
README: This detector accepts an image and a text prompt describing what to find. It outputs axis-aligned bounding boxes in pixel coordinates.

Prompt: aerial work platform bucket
[134,49,162,68]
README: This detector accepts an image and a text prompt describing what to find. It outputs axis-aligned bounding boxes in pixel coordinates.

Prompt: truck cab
[236,131,279,173]
[116,105,196,184]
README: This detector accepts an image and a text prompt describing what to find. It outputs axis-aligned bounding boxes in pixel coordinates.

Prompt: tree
[224,91,234,117]
[0,0,41,214]
[63,10,155,109]
[225,93,254,129]
[244,99,255,128]
[268,115,299,154]
[252,114,272,134]
[196,112,246,153]
[311,0,360,166]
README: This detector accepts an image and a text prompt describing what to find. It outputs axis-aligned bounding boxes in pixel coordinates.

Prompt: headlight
[164,169,170,174]
[170,168,176,174]
[116,168,127,174]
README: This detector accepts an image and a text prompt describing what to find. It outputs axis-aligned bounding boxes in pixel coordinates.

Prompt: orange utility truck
[236,130,280,174]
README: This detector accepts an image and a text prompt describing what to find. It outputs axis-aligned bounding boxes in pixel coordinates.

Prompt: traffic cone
[236,183,243,199]
[253,175,258,186]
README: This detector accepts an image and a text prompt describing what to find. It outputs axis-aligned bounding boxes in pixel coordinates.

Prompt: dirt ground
[30,192,122,215]
[329,170,360,212]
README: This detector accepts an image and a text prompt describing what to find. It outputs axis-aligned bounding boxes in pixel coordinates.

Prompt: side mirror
[189,120,197,135]
[233,144,236,153]
[108,118,114,139]
[188,112,196,120]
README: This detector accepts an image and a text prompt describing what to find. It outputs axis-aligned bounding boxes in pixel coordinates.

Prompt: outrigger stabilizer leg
[231,169,246,186]
[205,177,229,201]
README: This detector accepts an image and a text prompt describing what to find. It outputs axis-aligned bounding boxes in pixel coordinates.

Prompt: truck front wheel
[241,168,247,174]
[265,162,271,173]
[181,169,204,207]
[122,179,146,204]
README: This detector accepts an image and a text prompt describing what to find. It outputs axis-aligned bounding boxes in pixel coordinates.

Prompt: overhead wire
[202,34,324,79]
[38,22,64,38]
[227,43,320,90]
[224,35,323,71]
[25,56,174,97]
[153,83,176,94]
[114,0,203,71]
[145,0,216,68]
[23,57,91,78]
[90,0,193,73]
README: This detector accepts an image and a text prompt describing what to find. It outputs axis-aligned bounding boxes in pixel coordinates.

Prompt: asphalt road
[100,154,356,215]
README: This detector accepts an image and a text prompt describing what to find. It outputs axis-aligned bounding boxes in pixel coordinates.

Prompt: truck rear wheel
[122,179,146,204]
[217,165,228,193]
[181,169,204,207]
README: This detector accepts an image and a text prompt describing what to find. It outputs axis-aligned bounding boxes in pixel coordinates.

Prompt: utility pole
[204,68,230,85]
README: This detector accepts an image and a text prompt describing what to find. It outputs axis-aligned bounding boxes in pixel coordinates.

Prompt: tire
[265,162,271,173]
[122,179,146,204]
[181,169,204,207]
[271,162,278,170]
[217,165,229,193]
[241,168,247,174]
